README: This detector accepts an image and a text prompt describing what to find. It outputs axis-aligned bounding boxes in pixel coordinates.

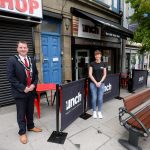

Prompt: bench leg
[129,130,140,147]
[119,130,142,150]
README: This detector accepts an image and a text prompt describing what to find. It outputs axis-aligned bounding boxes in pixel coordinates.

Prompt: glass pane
[77,51,89,79]
[103,50,112,71]
[41,20,58,33]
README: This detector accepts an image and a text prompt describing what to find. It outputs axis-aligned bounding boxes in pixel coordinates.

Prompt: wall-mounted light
[65,18,70,30]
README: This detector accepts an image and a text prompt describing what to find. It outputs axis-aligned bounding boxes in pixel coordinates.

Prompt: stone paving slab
[97,135,127,150]
[69,126,110,150]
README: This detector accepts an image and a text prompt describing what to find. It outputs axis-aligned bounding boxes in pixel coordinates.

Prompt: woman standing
[89,50,107,119]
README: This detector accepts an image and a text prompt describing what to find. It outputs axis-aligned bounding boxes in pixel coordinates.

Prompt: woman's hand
[96,82,101,87]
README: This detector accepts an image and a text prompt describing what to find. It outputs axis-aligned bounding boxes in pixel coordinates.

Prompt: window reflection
[41,20,58,33]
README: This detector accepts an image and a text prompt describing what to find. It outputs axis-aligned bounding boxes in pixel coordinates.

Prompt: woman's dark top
[90,61,106,82]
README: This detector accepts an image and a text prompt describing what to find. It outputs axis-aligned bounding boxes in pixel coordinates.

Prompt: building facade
[0,0,132,106]
[40,0,132,82]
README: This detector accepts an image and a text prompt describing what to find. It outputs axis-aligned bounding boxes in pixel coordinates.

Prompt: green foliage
[126,0,150,53]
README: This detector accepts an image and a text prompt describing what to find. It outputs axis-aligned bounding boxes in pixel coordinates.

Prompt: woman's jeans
[90,82,105,112]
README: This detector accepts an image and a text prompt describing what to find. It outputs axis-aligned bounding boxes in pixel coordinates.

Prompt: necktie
[24,58,31,87]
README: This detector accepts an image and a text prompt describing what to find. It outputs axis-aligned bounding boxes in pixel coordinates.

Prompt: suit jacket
[7,55,38,98]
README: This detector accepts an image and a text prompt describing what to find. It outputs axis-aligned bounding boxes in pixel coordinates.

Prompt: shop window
[130,54,136,69]
[130,54,142,70]
[77,51,89,79]
[103,50,113,73]
[144,55,148,70]
[125,53,130,70]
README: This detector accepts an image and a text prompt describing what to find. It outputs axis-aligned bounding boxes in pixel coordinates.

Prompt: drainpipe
[120,0,126,73]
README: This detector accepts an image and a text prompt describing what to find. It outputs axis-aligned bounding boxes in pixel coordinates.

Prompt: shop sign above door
[72,16,101,40]
[0,0,42,18]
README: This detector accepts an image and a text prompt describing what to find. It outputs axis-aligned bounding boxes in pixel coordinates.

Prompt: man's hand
[24,84,35,93]
[24,87,30,93]
[28,84,35,91]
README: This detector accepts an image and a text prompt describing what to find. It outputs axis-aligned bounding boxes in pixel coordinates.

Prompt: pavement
[0,77,150,150]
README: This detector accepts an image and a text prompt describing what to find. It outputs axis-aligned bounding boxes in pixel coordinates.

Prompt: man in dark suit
[7,41,42,144]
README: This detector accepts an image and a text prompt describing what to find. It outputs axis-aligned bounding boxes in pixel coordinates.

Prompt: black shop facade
[71,8,133,81]
[0,0,42,106]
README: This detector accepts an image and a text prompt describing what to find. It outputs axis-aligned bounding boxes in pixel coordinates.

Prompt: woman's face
[95,53,101,61]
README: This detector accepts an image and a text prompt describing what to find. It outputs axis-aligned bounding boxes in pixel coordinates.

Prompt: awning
[71,8,133,39]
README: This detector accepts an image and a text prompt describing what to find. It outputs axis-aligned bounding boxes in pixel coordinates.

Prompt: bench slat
[127,106,150,124]
[131,111,150,128]
[145,120,150,129]
[127,106,150,130]
[124,89,150,111]
[136,112,150,129]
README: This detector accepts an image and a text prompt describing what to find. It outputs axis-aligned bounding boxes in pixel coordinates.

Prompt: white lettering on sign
[82,24,99,34]
[139,76,144,82]
[0,0,42,18]
[78,18,101,40]
[104,83,112,92]
[66,92,82,111]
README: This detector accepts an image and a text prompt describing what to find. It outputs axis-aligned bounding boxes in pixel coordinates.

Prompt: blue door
[41,33,61,84]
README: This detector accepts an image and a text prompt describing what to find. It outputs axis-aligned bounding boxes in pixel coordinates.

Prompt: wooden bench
[119,88,150,150]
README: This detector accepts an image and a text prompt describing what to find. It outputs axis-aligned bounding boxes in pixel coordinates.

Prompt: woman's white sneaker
[98,112,103,119]
[93,111,97,119]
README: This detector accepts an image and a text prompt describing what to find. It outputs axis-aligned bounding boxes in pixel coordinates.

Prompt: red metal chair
[34,98,40,118]
[34,83,56,118]
[121,73,130,88]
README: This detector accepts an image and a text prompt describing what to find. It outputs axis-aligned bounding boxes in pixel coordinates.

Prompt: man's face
[17,42,28,57]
